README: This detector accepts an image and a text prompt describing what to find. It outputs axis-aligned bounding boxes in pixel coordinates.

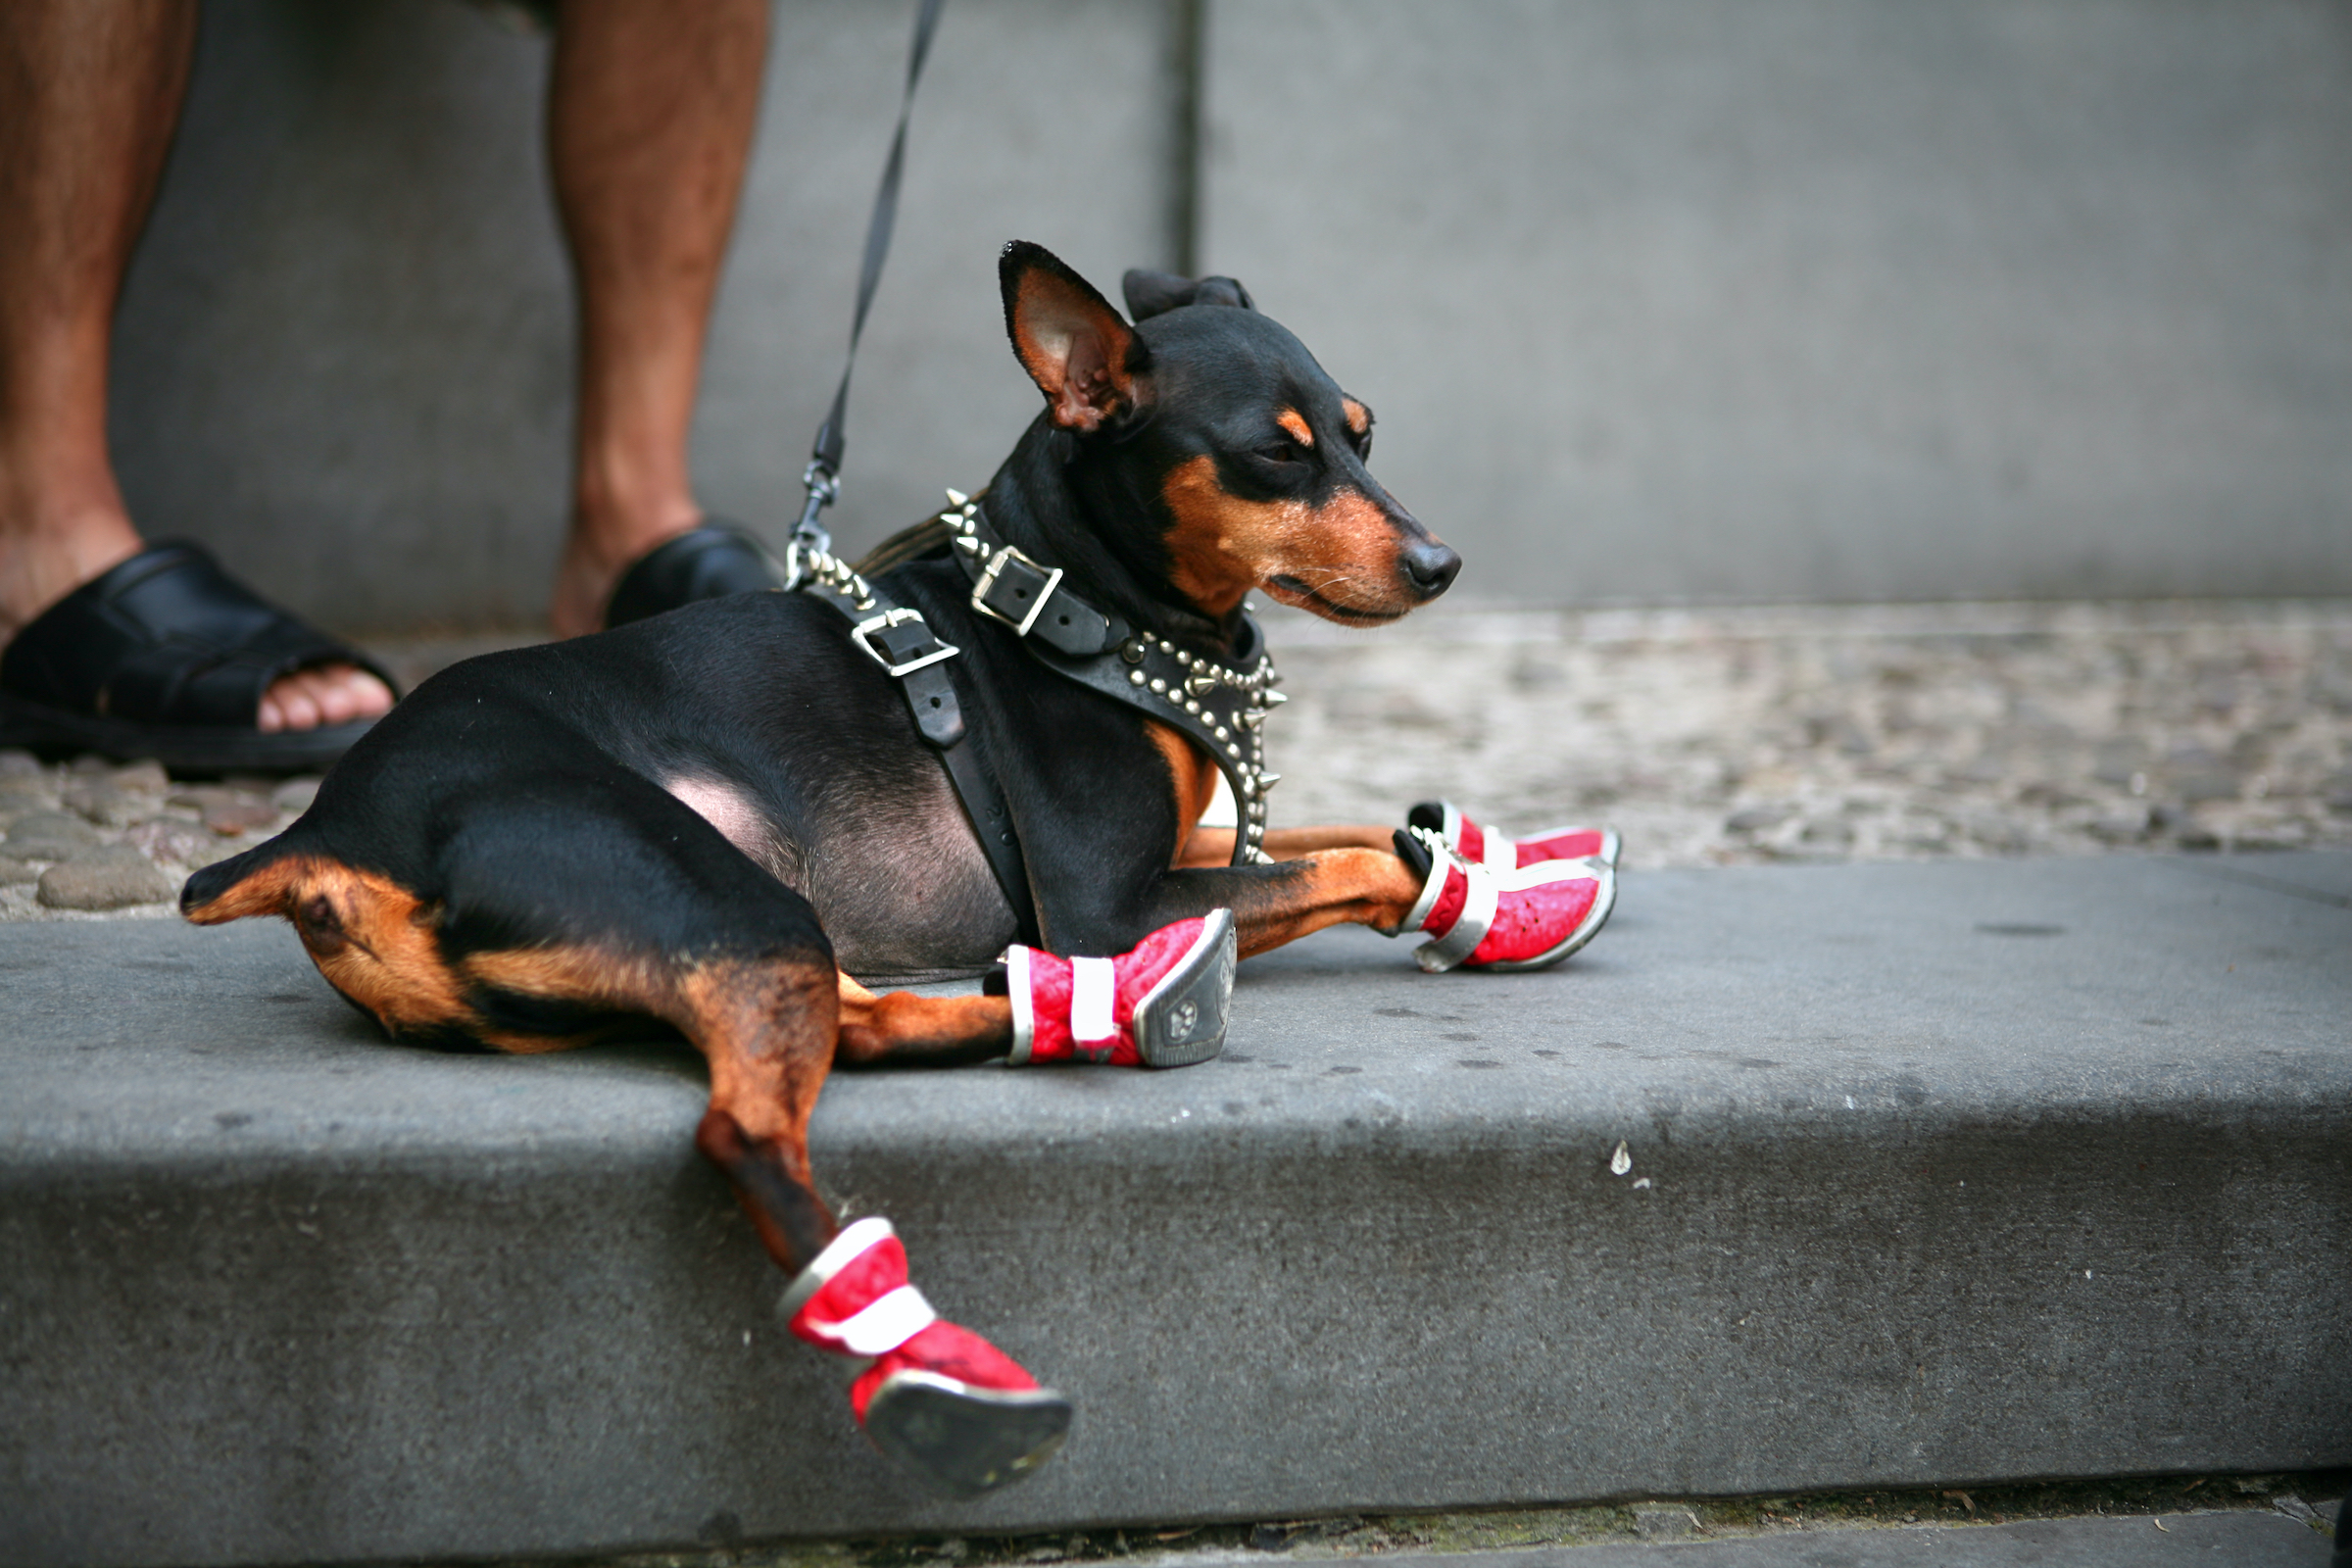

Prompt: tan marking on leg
[1145,718,1223,861]
[1176,826,1235,868]
[836,977,1012,1067]
[678,956,843,1268]
[1181,823,1394,869]
[460,943,683,1054]
[1228,847,1422,956]
[1264,824,1395,858]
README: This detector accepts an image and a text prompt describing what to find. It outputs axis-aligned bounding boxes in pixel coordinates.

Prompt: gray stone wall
[1201,0,2352,608]
[108,0,2352,634]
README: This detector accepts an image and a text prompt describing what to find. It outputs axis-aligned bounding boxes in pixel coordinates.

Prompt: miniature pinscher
[180,242,1614,1494]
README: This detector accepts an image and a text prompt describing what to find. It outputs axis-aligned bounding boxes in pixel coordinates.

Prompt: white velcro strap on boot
[1005,945,1036,1064]
[780,1214,898,1321]
[814,1283,939,1356]
[1070,956,1117,1043]
[1481,823,1517,873]
[1416,860,1500,973]
[1394,824,1453,935]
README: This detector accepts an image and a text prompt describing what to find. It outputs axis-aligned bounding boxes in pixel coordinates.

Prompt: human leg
[0,0,393,739]
[545,0,771,636]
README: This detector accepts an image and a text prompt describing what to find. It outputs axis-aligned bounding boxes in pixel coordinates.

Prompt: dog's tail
[854,514,960,578]
[180,837,311,925]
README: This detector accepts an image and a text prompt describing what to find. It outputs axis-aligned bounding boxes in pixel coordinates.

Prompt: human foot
[0,541,399,771]
[549,491,706,637]
[255,663,395,733]
[3,514,390,739]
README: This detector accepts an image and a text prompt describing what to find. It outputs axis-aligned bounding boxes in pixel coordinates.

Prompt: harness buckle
[970,545,1065,637]
[851,608,959,677]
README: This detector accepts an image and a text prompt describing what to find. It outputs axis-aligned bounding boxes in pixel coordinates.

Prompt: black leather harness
[764,0,1290,941]
[788,492,1285,943]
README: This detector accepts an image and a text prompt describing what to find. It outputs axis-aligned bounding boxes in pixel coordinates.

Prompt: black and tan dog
[181,242,1613,1494]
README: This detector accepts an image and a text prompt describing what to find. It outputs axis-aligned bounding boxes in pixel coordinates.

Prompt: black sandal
[603,519,789,628]
[0,540,400,775]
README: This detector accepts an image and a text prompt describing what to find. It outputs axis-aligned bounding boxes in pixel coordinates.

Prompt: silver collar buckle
[970,544,1065,638]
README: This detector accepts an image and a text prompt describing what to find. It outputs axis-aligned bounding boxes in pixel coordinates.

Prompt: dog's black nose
[1402,540,1462,598]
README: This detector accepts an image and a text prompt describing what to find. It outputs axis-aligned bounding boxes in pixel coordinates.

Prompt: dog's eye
[1253,439,1306,466]
[1349,426,1373,459]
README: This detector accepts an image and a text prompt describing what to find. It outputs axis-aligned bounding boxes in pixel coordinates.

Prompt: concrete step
[2,854,2347,1568]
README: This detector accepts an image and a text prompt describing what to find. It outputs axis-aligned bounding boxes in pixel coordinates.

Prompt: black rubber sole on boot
[1131,906,1236,1067]
[862,1371,1073,1496]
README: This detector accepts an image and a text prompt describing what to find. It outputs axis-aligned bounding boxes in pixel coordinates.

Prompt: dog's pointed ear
[1001,241,1151,433]
[1122,269,1255,320]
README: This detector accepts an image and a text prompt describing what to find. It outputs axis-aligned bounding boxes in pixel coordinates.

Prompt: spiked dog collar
[935,491,1286,866]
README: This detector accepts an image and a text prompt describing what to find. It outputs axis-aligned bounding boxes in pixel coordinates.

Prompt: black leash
[787,0,946,567]
[774,0,1045,939]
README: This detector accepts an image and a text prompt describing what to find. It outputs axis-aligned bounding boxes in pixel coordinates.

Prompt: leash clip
[783,461,841,588]
[851,607,959,677]
[970,544,1065,638]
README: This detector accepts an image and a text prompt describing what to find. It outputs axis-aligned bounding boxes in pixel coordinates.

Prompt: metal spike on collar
[944,488,968,508]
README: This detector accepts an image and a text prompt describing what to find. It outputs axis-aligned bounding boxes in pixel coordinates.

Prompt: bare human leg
[0,0,392,735]
[545,0,770,638]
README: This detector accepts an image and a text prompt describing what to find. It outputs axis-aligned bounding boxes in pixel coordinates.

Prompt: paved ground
[492,1481,2352,1567]
[1261,597,2352,866]
[4,599,2346,920]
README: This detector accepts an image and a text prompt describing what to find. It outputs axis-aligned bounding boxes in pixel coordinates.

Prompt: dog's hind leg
[190,774,1069,1494]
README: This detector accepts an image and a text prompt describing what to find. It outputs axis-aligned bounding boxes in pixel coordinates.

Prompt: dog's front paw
[1396,826,1616,973]
[1406,799,1621,872]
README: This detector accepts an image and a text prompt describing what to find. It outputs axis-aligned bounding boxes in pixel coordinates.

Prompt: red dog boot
[1392,826,1615,973]
[1408,799,1621,871]
[1004,907,1236,1068]
[784,1216,1072,1495]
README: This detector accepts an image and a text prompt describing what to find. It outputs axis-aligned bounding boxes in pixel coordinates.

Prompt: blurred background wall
[109,0,2352,636]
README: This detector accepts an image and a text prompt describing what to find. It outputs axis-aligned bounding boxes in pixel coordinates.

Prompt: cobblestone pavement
[1263,598,2352,867]
[5,600,2347,920]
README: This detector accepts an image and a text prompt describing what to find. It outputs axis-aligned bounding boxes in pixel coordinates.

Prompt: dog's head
[1000,240,1458,626]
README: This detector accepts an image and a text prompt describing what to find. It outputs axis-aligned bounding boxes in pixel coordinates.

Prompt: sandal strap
[603,520,788,628]
[0,540,397,727]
